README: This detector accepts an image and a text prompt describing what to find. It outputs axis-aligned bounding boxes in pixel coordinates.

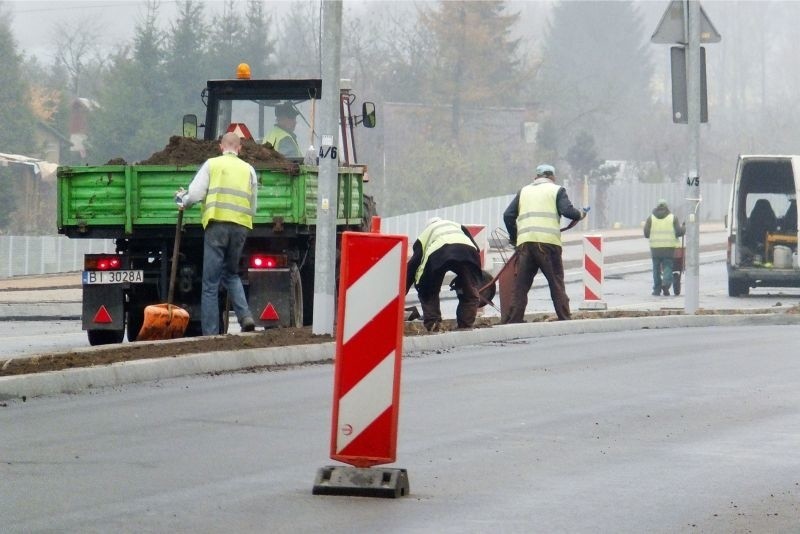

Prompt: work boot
[651,290,660,296]
[427,321,442,332]
[240,316,256,332]
[662,287,670,296]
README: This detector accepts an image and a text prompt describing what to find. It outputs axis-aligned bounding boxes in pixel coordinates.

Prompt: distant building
[69,97,99,159]
[34,121,70,165]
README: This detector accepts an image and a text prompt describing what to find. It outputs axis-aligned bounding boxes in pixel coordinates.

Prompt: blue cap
[536,164,555,176]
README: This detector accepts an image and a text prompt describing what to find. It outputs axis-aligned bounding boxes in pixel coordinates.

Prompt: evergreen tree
[207,0,245,78]
[0,4,37,232]
[535,1,654,160]
[273,0,320,77]
[87,1,171,163]
[419,0,523,139]
[165,0,210,121]
[239,0,276,78]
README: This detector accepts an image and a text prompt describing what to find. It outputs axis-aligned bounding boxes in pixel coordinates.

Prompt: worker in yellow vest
[264,103,301,158]
[405,217,483,331]
[643,199,685,296]
[501,164,586,322]
[176,132,259,335]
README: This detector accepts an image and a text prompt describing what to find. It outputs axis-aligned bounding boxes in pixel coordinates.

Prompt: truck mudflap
[248,265,303,328]
[82,284,126,331]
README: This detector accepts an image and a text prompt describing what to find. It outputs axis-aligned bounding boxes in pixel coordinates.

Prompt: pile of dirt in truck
[112,136,299,173]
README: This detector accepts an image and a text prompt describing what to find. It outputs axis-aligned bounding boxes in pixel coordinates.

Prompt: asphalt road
[2,325,799,533]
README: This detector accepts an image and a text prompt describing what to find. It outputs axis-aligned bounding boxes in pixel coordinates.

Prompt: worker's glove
[174,188,188,208]
[581,206,590,219]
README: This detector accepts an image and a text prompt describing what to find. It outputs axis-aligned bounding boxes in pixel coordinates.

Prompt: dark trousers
[651,253,674,293]
[503,241,570,322]
[202,221,251,335]
[417,261,480,330]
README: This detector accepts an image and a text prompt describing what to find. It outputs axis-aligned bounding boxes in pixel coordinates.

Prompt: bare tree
[52,18,103,97]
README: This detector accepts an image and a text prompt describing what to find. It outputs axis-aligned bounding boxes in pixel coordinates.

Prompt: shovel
[137,208,190,340]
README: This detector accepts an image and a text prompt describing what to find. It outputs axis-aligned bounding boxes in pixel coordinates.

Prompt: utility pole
[651,0,720,314]
[684,0,701,314]
[312,0,342,335]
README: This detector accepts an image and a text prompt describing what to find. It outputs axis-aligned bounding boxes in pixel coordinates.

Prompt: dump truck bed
[57,164,366,238]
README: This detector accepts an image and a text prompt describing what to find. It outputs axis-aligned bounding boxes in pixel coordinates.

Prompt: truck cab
[188,65,375,165]
[727,155,800,296]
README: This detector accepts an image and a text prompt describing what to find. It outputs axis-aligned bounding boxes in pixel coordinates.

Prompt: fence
[0,236,114,278]
[0,181,730,279]
[382,180,731,243]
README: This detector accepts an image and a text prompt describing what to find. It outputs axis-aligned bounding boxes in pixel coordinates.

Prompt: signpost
[651,0,720,315]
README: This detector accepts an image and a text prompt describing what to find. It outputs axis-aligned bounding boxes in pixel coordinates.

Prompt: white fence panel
[0,236,115,278]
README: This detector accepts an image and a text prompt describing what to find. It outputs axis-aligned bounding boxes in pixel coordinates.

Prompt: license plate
[82,270,144,284]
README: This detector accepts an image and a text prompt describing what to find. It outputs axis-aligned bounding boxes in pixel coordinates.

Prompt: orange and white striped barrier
[580,235,607,310]
[314,231,410,498]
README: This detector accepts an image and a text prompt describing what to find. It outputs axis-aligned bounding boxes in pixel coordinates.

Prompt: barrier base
[312,466,410,498]
[579,300,608,310]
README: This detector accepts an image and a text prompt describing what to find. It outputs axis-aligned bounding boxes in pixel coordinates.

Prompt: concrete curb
[2,312,798,400]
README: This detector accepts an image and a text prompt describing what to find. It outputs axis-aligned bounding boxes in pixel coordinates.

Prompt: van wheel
[728,278,749,297]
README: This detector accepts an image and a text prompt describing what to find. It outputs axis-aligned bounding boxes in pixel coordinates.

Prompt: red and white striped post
[580,234,607,310]
[464,224,488,269]
[313,231,410,498]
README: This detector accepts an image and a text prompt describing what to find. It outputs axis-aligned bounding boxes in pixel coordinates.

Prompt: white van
[727,155,799,296]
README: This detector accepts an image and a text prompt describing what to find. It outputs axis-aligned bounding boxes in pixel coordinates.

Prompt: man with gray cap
[264,102,301,158]
[501,164,586,322]
[644,199,685,296]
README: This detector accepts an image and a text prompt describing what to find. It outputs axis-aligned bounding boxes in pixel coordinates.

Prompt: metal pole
[312,0,342,335]
[684,0,701,314]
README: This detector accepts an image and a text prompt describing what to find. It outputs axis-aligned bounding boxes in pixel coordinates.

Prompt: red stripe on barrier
[585,287,600,300]
[343,235,399,287]
[336,406,394,459]
[336,296,402,396]
[585,257,601,281]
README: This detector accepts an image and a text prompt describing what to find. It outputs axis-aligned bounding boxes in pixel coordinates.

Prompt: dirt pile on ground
[1,308,780,377]
[110,136,299,174]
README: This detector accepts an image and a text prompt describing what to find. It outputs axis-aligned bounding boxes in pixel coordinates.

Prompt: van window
[745,193,790,219]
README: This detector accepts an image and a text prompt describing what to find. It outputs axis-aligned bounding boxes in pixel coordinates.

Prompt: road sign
[670,46,708,123]
[651,0,721,44]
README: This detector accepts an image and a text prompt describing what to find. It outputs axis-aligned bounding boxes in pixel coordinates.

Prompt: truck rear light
[249,253,288,269]
[85,255,122,271]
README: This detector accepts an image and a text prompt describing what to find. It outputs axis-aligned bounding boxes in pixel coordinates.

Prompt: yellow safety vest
[201,154,254,229]
[649,214,679,248]
[415,219,476,284]
[265,126,300,157]
[516,181,562,246]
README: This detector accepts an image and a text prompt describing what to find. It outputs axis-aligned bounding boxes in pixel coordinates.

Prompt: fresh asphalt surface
[3,324,800,533]
[3,225,800,399]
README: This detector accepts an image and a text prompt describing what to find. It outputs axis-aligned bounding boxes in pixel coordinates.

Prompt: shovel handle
[167,209,184,306]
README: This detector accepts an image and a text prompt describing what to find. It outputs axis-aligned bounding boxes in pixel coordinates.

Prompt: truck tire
[290,264,303,327]
[300,258,315,326]
[87,329,125,346]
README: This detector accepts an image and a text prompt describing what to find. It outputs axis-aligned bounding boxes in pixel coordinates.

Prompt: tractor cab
[182,64,375,166]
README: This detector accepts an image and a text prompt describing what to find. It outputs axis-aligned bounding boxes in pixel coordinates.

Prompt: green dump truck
[57,73,376,345]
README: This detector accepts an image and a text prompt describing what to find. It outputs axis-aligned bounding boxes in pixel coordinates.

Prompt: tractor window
[213,98,315,152]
